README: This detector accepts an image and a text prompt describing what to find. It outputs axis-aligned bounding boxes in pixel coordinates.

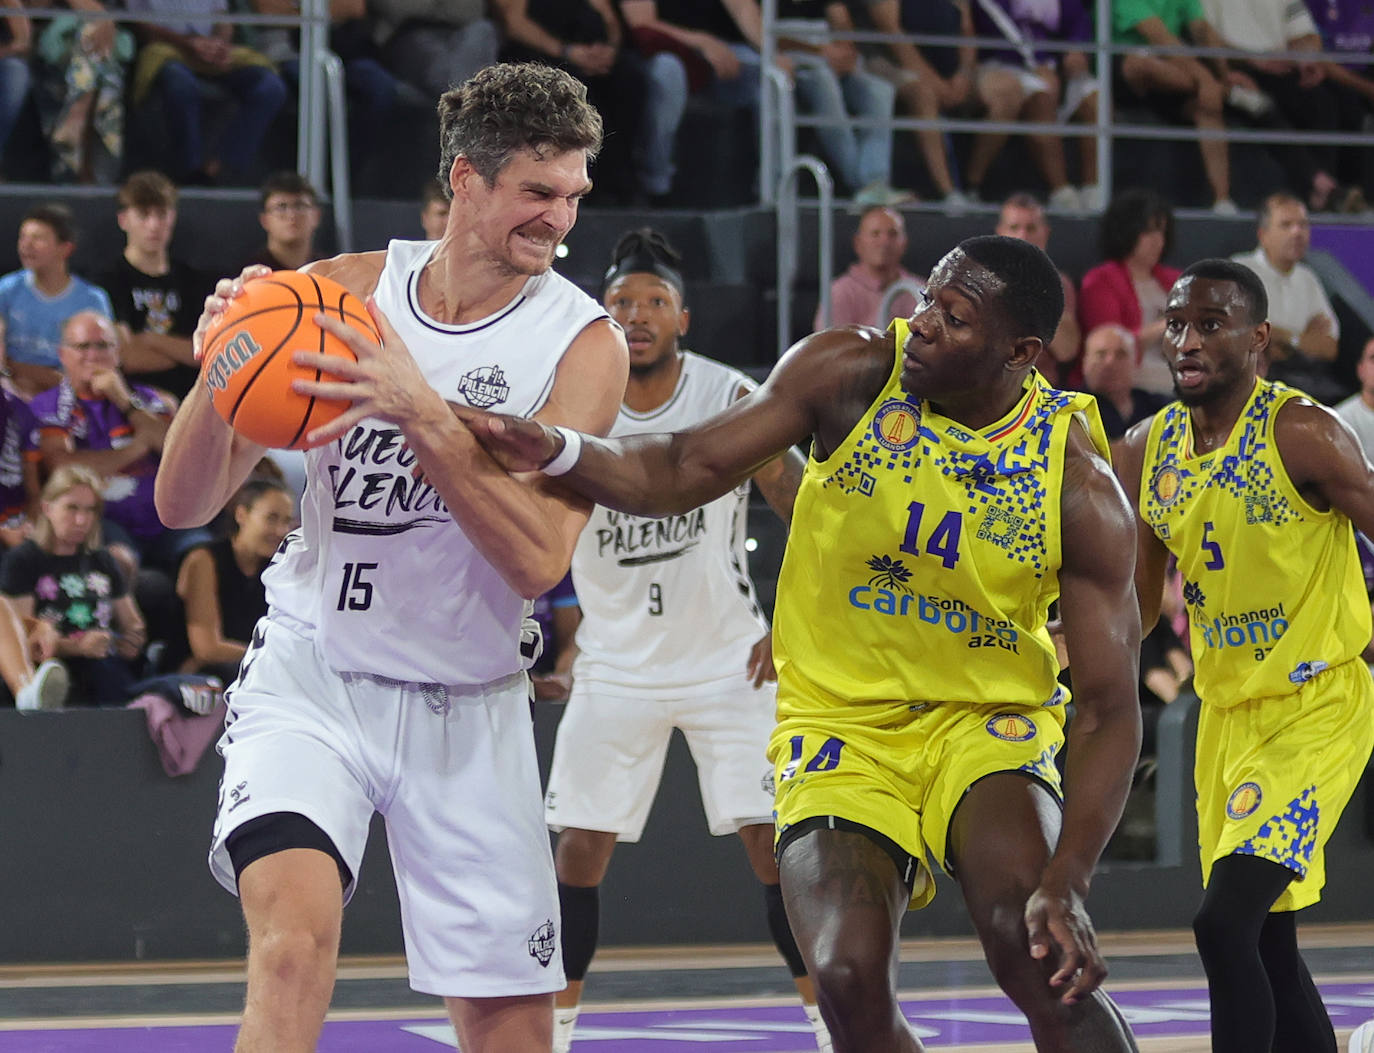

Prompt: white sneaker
[1212,198,1240,216]
[1350,1019,1374,1052]
[1080,183,1105,211]
[16,659,68,712]
[941,188,971,215]
[803,1003,833,1053]
[1047,184,1082,212]
[553,1005,579,1053]
[853,183,916,208]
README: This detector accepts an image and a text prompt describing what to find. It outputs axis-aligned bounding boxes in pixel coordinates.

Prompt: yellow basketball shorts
[1196,658,1374,911]
[768,699,1066,909]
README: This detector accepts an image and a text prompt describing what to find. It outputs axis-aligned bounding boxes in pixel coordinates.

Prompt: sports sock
[552,1004,579,1053]
[803,1002,834,1053]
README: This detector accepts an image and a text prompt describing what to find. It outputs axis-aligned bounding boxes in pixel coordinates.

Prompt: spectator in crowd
[967,0,1098,211]
[1079,188,1181,395]
[0,591,66,711]
[249,0,398,177]
[0,362,39,548]
[176,474,293,686]
[775,0,906,206]
[995,191,1081,384]
[371,0,499,101]
[32,0,130,184]
[1306,0,1374,199]
[529,570,579,702]
[1230,191,1343,401]
[493,0,642,204]
[244,171,322,272]
[1335,337,1374,460]
[33,310,208,574]
[618,0,778,205]
[815,203,922,330]
[0,203,114,398]
[1202,0,1364,214]
[1137,567,1193,761]
[1079,322,1168,440]
[846,0,977,210]
[1112,0,1238,214]
[0,464,146,707]
[101,170,209,402]
[418,177,449,239]
[124,0,287,186]
[0,0,30,181]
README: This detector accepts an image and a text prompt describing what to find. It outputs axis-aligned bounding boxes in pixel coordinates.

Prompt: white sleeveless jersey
[264,239,608,685]
[571,352,770,697]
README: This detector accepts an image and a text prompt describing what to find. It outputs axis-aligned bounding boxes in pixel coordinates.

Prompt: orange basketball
[201,270,379,450]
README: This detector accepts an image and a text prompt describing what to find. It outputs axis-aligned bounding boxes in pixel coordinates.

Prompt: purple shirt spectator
[0,390,37,522]
[31,380,171,539]
[1305,0,1374,65]
[531,570,577,674]
[970,0,1092,68]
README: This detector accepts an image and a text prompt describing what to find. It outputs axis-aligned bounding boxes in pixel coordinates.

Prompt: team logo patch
[527,919,556,966]
[1150,465,1183,506]
[1227,781,1263,820]
[986,713,1036,742]
[872,399,920,452]
[457,364,511,408]
[227,780,251,813]
[761,769,776,796]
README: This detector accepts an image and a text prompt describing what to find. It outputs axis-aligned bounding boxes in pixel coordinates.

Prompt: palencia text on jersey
[595,507,708,566]
[328,425,447,519]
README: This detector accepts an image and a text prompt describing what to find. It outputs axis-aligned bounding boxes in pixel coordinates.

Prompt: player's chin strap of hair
[542,426,583,477]
[600,252,685,301]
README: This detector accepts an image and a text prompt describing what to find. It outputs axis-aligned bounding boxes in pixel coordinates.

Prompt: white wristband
[541,426,583,476]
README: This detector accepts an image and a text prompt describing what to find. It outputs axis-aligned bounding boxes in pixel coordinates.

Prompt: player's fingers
[314,313,381,357]
[1025,908,1051,962]
[364,296,401,349]
[292,349,367,379]
[1062,949,1107,1004]
[305,404,374,447]
[291,378,360,403]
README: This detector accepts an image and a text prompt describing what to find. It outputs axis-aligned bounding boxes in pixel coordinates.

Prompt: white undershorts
[544,670,777,841]
[208,617,562,998]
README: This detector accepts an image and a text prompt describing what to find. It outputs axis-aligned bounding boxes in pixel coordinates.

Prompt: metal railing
[7,3,351,247]
[775,155,833,358]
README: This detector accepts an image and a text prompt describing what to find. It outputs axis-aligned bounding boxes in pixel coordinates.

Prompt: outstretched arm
[454,328,870,518]
[1026,421,1141,1005]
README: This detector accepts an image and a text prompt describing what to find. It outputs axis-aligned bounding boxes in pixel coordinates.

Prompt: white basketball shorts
[208,617,562,998]
[544,670,777,840]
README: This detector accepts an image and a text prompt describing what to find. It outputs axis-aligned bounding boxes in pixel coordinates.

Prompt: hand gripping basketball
[200,270,379,449]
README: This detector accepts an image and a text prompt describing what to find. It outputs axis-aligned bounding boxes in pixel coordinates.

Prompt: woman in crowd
[176,474,292,685]
[0,464,145,706]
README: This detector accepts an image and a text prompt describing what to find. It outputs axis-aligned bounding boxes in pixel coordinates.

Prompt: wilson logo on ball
[204,331,263,394]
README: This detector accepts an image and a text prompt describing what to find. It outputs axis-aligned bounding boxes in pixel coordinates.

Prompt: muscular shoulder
[770,324,895,452]
[1062,417,1135,565]
[303,251,387,301]
[1274,393,1363,491]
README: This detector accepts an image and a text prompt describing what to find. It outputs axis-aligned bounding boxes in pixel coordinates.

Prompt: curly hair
[436,63,603,193]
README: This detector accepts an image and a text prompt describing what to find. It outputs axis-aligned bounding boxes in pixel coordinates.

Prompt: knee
[1195,76,1224,117]
[246,70,288,109]
[1191,900,1235,962]
[979,902,1045,999]
[250,918,340,988]
[809,943,892,1018]
[554,829,616,886]
[647,54,688,100]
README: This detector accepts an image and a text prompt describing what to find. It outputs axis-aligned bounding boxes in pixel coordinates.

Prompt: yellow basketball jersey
[1138,378,1370,706]
[772,319,1109,715]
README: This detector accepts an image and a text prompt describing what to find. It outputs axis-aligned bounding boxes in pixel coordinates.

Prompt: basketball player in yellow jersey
[447,235,1143,1053]
[1115,258,1374,1053]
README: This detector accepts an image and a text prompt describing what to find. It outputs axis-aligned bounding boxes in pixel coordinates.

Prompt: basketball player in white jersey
[154,64,628,1053]
[543,229,825,1052]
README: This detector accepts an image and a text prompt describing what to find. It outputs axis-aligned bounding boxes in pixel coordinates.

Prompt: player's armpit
[1274,397,1374,534]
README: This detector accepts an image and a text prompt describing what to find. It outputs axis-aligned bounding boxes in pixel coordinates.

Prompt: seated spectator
[100,170,209,402]
[775,0,906,206]
[419,177,449,239]
[0,365,39,548]
[1306,0,1374,200]
[33,310,209,574]
[815,204,923,330]
[0,0,30,181]
[1231,191,1345,401]
[250,0,398,160]
[529,570,579,702]
[995,192,1081,384]
[1079,323,1168,439]
[32,0,130,183]
[1203,0,1363,213]
[1335,337,1374,461]
[0,592,67,711]
[493,0,643,204]
[244,171,322,272]
[0,464,147,707]
[176,475,293,685]
[1112,0,1238,213]
[0,203,114,398]
[845,0,975,210]
[371,0,499,102]
[967,0,1098,211]
[618,0,775,204]
[1078,187,1181,395]
[124,0,286,185]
